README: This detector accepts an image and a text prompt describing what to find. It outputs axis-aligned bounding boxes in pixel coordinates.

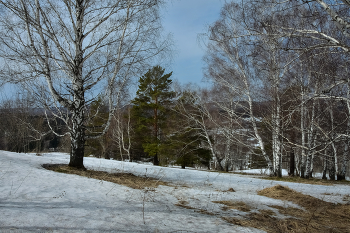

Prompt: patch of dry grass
[175,202,216,216]
[42,164,168,189]
[262,176,350,185]
[225,187,236,192]
[343,194,350,203]
[213,201,252,212]
[222,185,350,233]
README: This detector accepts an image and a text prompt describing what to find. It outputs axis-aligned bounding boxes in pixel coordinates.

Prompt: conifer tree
[132,66,175,165]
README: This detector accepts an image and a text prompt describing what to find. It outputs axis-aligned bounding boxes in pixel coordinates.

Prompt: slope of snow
[1,151,349,232]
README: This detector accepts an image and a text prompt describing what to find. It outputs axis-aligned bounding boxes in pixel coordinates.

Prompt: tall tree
[131,65,174,165]
[0,0,170,169]
[202,2,278,173]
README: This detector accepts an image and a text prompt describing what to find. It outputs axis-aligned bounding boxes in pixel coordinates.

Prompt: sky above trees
[0,0,224,99]
[162,0,224,86]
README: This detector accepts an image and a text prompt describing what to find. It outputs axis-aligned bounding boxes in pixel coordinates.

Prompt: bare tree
[202,2,299,174]
[0,0,170,169]
[112,103,132,161]
[205,0,350,179]
[0,93,54,153]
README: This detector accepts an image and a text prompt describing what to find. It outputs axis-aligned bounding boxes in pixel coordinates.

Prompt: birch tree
[0,0,170,169]
[112,104,132,161]
[202,1,303,175]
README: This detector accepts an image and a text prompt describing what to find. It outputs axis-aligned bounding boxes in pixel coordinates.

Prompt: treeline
[1,0,350,179]
[0,95,68,153]
[1,58,349,179]
[198,0,350,179]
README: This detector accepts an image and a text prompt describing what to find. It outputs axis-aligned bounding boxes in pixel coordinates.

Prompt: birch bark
[0,0,169,168]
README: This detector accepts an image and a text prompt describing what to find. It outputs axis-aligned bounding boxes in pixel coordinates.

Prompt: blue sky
[0,1,225,100]
[162,0,224,86]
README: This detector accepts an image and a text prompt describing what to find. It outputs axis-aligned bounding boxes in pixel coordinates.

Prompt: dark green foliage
[249,148,269,169]
[131,66,175,165]
[166,91,212,169]
[169,127,211,169]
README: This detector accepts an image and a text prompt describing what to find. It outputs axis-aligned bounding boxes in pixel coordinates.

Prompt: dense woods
[0,0,349,179]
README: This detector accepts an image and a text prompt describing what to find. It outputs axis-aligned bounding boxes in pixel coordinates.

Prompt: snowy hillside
[1,151,349,232]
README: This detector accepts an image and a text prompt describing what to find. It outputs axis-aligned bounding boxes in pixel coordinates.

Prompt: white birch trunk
[328,109,337,180]
[338,80,350,180]
[246,81,273,173]
[300,85,307,178]
[305,98,316,179]
[272,96,282,177]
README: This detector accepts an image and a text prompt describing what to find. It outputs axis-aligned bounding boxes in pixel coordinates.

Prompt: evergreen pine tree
[131,66,175,165]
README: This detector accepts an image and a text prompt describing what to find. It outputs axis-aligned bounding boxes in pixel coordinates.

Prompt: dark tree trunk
[337,173,346,181]
[69,145,85,170]
[153,95,159,166]
[329,154,336,180]
[154,152,159,166]
[225,161,229,172]
[300,161,305,178]
[216,158,224,171]
[289,149,295,176]
[275,166,282,178]
[69,126,86,170]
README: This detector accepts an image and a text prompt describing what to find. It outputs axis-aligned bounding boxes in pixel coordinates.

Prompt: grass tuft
[213,201,252,212]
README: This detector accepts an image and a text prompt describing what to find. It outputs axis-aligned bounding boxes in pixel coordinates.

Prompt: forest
[0,0,349,180]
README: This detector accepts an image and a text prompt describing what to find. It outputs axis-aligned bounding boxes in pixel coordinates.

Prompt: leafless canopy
[0,0,171,168]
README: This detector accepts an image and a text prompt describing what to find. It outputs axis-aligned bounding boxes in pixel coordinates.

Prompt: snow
[1,151,350,232]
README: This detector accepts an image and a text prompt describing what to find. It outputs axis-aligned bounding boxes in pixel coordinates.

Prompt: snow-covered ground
[1,151,349,232]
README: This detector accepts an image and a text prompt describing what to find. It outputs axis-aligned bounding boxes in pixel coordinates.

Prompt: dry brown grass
[222,185,350,233]
[213,201,253,212]
[343,194,350,203]
[262,176,350,186]
[42,164,168,189]
[175,202,216,216]
[225,187,236,192]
